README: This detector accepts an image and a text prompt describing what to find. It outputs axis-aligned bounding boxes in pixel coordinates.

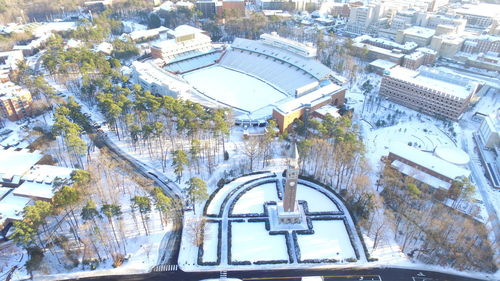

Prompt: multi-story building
[196,0,221,18]
[430,34,464,58]
[222,0,245,17]
[424,14,466,34]
[396,26,435,46]
[461,35,500,54]
[0,82,33,121]
[379,66,478,120]
[345,3,384,34]
[402,51,425,70]
[150,25,212,61]
[320,3,350,18]
[453,3,500,28]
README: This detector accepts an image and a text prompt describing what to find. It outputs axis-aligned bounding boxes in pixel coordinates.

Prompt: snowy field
[205,173,273,216]
[231,222,289,263]
[202,222,220,263]
[183,66,288,112]
[232,182,278,214]
[297,184,339,213]
[296,220,356,261]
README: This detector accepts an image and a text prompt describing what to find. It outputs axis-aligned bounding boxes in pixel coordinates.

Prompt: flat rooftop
[369,59,398,69]
[386,66,477,99]
[403,26,435,39]
[0,149,43,179]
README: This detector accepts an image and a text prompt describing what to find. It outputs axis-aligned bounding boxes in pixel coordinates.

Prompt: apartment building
[0,82,33,121]
[379,66,478,120]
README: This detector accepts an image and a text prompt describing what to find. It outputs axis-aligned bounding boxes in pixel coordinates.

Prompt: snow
[0,190,32,226]
[296,220,356,261]
[434,145,470,165]
[205,173,273,216]
[389,141,470,180]
[0,149,43,178]
[296,184,339,213]
[232,182,278,214]
[183,66,288,112]
[202,222,219,263]
[231,222,289,262]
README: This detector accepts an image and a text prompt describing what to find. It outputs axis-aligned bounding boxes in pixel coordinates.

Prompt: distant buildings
[196,0,245,18]
[452,3,500,28]
[345,3,384,34]
[379,66,478,121]
[0,82,33,121]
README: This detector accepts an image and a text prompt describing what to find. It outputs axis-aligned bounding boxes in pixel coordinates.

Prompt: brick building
[0,82,33,121]
[379,66,478,121]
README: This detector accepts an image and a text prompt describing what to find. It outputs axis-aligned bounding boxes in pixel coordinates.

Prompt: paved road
[73,267,488,281]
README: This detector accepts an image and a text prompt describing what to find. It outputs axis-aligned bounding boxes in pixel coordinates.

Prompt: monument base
[267,201,308,232]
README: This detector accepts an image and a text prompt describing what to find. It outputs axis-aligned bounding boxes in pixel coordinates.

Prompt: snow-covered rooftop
[402,26,435,38]
[369,59,398,69]
[128,26,168,41]
[275,83,343,114]
[0,189,32,226]
[386,66,478,99]
[0,149,43,179]
[389,142,470,181]
[0,50,23,70]
[433,145,470,166]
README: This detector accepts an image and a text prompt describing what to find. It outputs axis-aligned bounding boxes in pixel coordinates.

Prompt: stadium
[132,25,347,131]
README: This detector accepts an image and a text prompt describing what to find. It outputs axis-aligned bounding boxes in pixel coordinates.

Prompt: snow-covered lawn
[183,66,288,112]
[232,182,278,214]
[231,222,288,263]
[202,222,220,263]
[297,184,339,213]
[296,220,355,261]
[205,173,272,216]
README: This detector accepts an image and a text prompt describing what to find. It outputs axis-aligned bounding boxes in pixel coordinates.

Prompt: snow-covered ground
[207,173,274,215]
[296,220,356,261]
[183,66,289,112]
[232,182,278,214]
[202,222,220,263]
[297,184,339,213]
[231,222,289,262]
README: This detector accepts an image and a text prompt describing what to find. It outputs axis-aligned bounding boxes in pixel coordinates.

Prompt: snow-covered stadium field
[183,66,288,112]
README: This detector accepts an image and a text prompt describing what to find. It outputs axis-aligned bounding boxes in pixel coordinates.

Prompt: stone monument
[277,143,303,224]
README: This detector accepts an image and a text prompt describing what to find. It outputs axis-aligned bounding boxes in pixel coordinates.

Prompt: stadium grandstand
[132,28,346,132]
